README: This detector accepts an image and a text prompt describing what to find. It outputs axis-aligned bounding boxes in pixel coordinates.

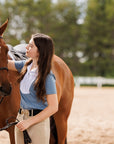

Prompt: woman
[8,33,58,144]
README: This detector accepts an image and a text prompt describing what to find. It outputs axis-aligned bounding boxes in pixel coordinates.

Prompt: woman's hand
[16,119,31,131]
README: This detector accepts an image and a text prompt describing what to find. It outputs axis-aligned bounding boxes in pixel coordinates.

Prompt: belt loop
[31,109,33,116]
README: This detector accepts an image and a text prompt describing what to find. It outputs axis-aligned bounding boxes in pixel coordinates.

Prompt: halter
[0,67,8,71]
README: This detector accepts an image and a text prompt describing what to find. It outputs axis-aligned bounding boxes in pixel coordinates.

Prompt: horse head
[0,19,12,101]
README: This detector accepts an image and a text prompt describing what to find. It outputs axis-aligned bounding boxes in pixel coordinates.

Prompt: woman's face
[26,38,39,59]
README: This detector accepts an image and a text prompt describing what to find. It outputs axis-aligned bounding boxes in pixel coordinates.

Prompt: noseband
[0,67,8,71]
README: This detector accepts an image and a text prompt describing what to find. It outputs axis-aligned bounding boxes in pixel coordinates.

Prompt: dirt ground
[67,87,114,144]
[0,87,114,144]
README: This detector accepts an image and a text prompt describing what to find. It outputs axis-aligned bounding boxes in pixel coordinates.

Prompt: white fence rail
[74,77,114,87]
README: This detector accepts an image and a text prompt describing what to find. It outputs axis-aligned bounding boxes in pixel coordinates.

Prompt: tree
[50,0,80,75]
[1,0,81,76]
[82,0,114,77]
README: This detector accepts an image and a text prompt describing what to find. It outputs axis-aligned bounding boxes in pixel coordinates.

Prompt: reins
[0,117,18,131]
[0,117,32,144]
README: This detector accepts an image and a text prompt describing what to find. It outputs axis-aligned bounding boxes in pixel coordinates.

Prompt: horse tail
[50,116,58,144]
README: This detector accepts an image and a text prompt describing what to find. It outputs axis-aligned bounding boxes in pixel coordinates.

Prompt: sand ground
[68,87,114,144]
[0,87,114,144]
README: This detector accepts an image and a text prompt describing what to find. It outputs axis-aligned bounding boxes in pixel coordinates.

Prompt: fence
[74,76,114,87]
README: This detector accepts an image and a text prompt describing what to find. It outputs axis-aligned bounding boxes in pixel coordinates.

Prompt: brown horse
[0,19,74,144]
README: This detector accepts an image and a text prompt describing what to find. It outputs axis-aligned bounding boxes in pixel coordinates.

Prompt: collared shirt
[15,60,57,110]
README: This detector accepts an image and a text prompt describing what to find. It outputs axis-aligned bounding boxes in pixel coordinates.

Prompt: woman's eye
[29,46,33,49]
[29,45,33,48]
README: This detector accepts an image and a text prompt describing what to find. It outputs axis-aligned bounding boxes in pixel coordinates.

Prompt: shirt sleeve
[15,60,26,72]
[45,72,57,95]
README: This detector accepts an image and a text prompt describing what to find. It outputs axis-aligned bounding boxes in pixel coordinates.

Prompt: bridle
[0,67,8,71]
[0,35,11,104]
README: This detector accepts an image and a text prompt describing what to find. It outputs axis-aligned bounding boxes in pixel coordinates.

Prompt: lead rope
[0,116,32,144]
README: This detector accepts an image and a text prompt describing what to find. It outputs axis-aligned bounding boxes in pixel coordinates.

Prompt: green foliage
[0,0,80,75]
[81,0,114,77]
[0,0,114,77]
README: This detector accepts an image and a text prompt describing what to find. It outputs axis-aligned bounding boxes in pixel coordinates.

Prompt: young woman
[8,33,58,144]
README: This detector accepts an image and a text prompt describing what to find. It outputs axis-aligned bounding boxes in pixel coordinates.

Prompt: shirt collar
[27,63,38,73]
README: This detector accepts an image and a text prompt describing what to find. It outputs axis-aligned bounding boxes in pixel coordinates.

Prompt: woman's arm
[31,94,58,123]
[16,94,58,131]
[8,60,17,71]
[8,60,26,72]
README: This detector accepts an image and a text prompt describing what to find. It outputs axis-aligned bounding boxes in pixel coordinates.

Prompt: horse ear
[0,18,9,36]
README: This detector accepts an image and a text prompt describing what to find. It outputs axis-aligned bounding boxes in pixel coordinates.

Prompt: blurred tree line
[0,0,114,77]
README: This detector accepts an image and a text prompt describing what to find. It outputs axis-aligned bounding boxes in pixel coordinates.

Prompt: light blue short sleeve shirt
[15,60,57,110]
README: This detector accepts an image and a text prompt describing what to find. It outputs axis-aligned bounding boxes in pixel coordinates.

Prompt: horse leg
[53,111,68,144]
[53,87,74,144]
[7,126,15,144]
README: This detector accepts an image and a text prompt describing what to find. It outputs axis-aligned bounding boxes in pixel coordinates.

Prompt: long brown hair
[18,33,54,101]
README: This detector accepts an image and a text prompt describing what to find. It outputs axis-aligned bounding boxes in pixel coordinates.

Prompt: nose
[26,44,29,50]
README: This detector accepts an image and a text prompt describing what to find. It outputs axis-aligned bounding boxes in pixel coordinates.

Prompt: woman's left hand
[16,119,31,131]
